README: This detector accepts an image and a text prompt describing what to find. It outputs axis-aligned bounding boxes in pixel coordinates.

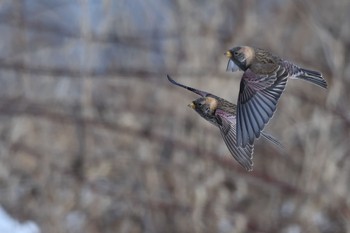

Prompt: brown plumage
[167,75,282,171]
[225,46,327,147]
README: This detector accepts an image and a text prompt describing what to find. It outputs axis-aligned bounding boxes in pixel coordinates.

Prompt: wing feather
[216,110,254,171]
[236,67,288,147]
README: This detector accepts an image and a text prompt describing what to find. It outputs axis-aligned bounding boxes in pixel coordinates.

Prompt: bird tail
[296,68,327,89]
[260,132,284,150]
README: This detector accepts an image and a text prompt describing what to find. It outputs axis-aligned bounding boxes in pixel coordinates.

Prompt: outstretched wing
[236,68,288,147]
[215,109,254,171]
[167,74,209,97]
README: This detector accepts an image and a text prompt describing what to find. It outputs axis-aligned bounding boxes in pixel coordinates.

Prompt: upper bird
[225,46,327,147]
[167,74,282,171]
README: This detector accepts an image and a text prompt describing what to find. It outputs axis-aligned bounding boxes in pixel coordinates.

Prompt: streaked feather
[236,68,288,147]
[216,110,254,171]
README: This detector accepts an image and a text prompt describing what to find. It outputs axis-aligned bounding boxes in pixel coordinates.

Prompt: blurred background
[0,0,349,232]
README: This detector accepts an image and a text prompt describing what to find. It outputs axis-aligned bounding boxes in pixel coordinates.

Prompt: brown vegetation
[0,1,349,232]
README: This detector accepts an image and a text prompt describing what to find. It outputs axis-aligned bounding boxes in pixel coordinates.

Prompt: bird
[167,74,282,171]
[225,46,327,147]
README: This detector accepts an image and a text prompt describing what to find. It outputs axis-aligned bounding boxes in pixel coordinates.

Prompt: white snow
[0,206,40,233]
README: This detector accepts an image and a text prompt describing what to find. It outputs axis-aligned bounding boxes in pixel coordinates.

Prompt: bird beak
[188,102,195,109]
[225,51,232,58]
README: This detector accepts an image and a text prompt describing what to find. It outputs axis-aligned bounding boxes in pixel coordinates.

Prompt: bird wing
[236,67,288,147]
[226,59,242,72]
[215,109,254,171]
[167,74,210,97]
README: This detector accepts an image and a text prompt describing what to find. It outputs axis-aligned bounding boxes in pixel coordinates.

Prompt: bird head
[188,97,218,117]
[225,46,255,72]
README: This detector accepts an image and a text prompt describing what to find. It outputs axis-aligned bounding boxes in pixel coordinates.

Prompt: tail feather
[297,68,327,89]
[260,131,284,150]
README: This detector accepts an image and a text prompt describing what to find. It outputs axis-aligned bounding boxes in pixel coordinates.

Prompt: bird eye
[234,51,239,56]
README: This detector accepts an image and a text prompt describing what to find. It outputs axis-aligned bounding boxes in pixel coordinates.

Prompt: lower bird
[167,74,282,171]
[225,46,327,147]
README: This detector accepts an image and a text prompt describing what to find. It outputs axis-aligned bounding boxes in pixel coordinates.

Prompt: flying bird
[167,74,282,171]
[225,46,327,147]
